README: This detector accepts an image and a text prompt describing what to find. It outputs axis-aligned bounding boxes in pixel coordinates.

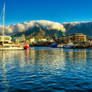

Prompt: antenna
[2,3,5,46]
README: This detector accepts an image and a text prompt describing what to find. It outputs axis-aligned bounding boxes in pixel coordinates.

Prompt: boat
[0,3,24,50]
[63,42,74,49]
[24,44,29,49]
[49,43,64,48]
[57,44,64,48]
[49,43,59,48]
[0,43,24,50]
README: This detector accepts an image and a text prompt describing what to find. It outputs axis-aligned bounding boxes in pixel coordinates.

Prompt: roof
[71,33,84,35]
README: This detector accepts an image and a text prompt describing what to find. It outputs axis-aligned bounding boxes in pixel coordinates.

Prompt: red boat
[24,44,29,49]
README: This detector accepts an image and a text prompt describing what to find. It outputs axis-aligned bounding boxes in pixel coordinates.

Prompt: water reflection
[0,48,92,91]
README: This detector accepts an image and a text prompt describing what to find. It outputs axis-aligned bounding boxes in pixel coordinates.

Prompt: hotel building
[59,33,87,43]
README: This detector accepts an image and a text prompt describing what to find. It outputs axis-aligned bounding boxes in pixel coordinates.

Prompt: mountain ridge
[1,20,92,40]
[63,21,92,36]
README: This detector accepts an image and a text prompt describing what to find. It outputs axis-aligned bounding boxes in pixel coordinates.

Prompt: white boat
[0,3,24,50]
[57,44,64,48]
[63,42,74,48]
[0,43,24,50]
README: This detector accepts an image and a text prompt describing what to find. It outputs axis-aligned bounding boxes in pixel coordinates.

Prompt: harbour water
[0,47,92,92]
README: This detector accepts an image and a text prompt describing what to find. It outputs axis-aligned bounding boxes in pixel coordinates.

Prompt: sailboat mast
[2,3,5,46]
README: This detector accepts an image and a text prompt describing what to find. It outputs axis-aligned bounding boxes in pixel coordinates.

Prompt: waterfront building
[61,36,68,43]
[30,38,36,43]
[72,33,87,43]
[48,39,54,43]
[59,33,87,43]
[30,38,48,43]
[38,39,48,42]
[0,35,12,44]
[13,37,25,43]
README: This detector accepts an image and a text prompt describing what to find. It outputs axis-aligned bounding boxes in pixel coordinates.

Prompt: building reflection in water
[1,48,92,91]
[63,49,87,74]
[1,51,12,92]
[0,49,90,71]
[0,49,89,73]
[64,49,87,61]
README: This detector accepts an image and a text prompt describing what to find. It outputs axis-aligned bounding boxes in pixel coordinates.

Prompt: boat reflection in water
[0,48,92,92]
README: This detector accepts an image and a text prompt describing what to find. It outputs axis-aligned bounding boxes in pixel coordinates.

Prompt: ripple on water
[0,48,92,92]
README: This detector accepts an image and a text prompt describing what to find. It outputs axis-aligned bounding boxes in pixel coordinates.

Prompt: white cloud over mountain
[0,20,66,35]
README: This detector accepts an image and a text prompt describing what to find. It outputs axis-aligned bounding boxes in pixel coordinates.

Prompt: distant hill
[63,22,92,36]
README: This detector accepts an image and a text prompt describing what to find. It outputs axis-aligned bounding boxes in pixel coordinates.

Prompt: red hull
[24,45,29,49]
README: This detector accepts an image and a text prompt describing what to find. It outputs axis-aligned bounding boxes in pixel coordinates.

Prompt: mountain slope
[63,22,92,36]
[11,20,65,40]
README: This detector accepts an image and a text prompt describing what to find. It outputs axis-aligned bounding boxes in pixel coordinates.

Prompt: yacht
[0,3,24,50]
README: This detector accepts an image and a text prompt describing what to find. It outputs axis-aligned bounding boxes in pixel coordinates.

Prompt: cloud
[34,20,66,32]
[0,20,66,34]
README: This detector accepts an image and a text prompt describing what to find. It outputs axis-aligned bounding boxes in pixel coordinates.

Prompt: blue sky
[0,0,92,25]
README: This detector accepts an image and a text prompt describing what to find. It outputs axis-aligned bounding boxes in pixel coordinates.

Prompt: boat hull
[24,45,30,49]
[0,47,24,50]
